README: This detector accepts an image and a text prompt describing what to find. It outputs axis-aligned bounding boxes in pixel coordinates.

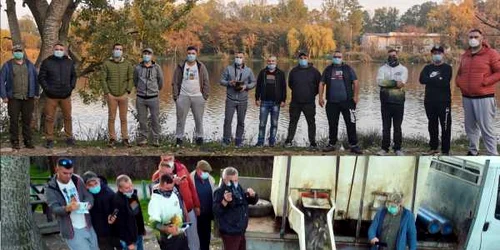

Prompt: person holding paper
[45,158,98,250]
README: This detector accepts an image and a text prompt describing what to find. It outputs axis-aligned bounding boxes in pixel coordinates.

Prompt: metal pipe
[280,156,292,238]
[420,207,453,235]
[346,156,358,218]
[416,208,441,234]
[335,155,340,202]
[411,156,420,213]
[355,156,369,241]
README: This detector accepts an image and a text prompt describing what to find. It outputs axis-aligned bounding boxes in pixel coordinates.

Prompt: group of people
[1,29,499,155]
[45,156,258,250]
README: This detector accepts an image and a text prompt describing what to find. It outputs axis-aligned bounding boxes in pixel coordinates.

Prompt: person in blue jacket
[368,192,417,250]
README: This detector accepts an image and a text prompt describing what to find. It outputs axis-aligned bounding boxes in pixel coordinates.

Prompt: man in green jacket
[101,43,134,147]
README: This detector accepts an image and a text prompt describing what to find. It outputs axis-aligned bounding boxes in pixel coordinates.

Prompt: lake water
[55,60,500,145]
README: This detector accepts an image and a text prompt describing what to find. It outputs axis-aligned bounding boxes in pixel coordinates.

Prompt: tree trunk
[1,156,48,250]
[5,0,22,45]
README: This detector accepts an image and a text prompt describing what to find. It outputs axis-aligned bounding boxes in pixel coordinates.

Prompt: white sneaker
[395,150,405,156]
[377,150,388,156]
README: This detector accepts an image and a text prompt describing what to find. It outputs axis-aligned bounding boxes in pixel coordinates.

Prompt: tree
[400,1,437,29]
[1,156,48,250]
[5,0,22,45]
[19,15,39,35]
[287,28,301,57]
[301,24,336,58]
[371,7,400,33]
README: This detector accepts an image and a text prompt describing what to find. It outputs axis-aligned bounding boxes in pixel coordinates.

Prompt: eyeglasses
[58,158,73,168]
[469,36,480,39]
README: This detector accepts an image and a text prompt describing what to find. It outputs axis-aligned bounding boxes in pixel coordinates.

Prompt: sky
[0,0,433,30]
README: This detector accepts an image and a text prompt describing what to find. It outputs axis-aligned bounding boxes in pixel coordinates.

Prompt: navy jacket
[0,59,39,99]
[213,184,258,236]
[38,55,76,99]
[368,207,417,250]
[89,177,116,238]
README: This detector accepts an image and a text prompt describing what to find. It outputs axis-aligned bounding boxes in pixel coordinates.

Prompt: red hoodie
[456,41,500,97]
[151,160,200,211]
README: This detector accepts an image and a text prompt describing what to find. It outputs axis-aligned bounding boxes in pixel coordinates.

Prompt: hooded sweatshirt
[134,61,164,98]
[288,63,321,104]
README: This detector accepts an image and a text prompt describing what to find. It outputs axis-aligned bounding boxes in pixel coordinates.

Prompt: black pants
[158,233,189,250]
[381,103,404,151]
[286,102,316,144]
[425,102,451,153]
[326,100,358,146]
[197,215,212,250]
[8,98,35,144]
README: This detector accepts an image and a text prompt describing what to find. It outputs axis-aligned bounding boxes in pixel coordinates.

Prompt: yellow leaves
[287,28,300,56]
[301,24,336,58]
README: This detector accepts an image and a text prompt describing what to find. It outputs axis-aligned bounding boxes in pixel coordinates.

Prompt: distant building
[361,32,443,53]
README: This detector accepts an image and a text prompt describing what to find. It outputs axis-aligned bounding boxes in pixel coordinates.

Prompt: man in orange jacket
[456,29,500,156]
[151,155,201,250]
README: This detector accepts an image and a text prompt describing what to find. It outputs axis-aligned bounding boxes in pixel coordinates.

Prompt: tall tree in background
[428,0,477,47]
[1,157,49,250]
[399,1,437,30]
[322,0,364,49]
[371,7,400,33]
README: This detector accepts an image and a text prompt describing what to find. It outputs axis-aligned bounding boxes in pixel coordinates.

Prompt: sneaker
[350,145,363,155]
[137,140,147,147]
[122,139,132,147]
[45,140,54,149]
[269,142,276,147]
[284,141,293,148]
[66,138,76,146]
[222,141,231,147]
[323,144,336,152]
[377,149,388,156]
[108,139,116,147]
[235,139,243,147]
[175,138,183,147]
[11,141,21,150]
[423,149,440,155]
[255,142,264,147]
[24,140,35,149]
[395,150,405,156]
[309,142,318,150]
[467,151,478,156]
[195,137,203,146]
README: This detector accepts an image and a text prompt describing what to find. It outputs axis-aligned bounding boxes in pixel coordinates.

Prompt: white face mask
[469,38,480,48]
[168,161,174,168]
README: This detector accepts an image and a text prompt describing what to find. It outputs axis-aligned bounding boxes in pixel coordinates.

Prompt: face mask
[54,50,64,58]
[299,59,308,67]
[235,58,243,65]
[113,50,122,58]
[388,56,399,67]
[267,64,276,70]
[168,161,174,168]
[201,172,210,180]
[187,54,197,62]
[432,54,443,63]
[469,38,480,48]
[143,54,152,62]
[89,185,101,194]
[332,58,342,65]
[387,205,399,215]
[13,52,24,60]
[124,191,134,198]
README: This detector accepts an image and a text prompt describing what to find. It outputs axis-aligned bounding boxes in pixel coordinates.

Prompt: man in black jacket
[38,42,77,149]
[255,55,286,147]
[319,51,362,154]
[284,52,321,149]
[111,175,145,250]
[419,45,453,155]
[83,171,117,250]
[213,167,258,250]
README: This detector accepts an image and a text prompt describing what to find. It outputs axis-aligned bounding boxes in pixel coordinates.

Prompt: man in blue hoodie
[0,44,39,149]
[368,192,417,250]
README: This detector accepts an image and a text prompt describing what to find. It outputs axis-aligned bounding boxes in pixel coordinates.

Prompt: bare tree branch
[475,12,500,31]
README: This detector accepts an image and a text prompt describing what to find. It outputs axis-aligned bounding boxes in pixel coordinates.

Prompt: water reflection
[71,59,500,145]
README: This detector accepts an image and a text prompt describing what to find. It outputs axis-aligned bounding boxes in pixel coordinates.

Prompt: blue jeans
[258,101,280,145]
[120,235,144,250]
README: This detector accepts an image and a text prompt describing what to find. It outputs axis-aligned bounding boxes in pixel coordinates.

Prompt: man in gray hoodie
[45,158,98,250]
[220,52,257,147]
[134,48,164,147]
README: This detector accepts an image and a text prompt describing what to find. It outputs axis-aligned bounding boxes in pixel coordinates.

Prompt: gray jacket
[219,64,256,101]
[172,60,210,100]
[133,61,164,98]
[45,174,94,239]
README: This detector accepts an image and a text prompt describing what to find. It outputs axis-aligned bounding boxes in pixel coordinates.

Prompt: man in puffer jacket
[134,48,164,147]
[456,29,500,156]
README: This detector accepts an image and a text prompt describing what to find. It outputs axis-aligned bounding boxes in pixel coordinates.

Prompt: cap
[197,160,212,172]
[57,158,73,169]
[431,45,444,53]
[298,51,308,58]
[12,44,24,51]
[142,48,153,54]
[388,192,403,203]
[82,171,99,184]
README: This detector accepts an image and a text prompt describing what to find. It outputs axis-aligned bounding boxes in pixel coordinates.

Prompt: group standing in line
[1,28,499,155]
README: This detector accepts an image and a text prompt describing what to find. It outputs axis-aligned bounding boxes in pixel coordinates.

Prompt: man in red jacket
[456,29,500,156]
[151,155,201,250]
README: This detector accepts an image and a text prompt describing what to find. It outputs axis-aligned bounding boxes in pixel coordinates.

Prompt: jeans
[425,102,451,153]
[120,235,144,250]
[257,101,280,145]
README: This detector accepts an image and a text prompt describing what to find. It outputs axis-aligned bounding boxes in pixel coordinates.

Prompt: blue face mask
[143,54,152,62]
[123,191,134,198]
[13,52,24,60]
[187,54,197,62]
[201,172,209,180]
[432,54,443,63]
[332,58,342,65]
[54,50,64,58]
[299,59,308,67]
[267,64,276,70]
[387,205,399,215]
[88,185,101,194]
[113,50,122,58]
